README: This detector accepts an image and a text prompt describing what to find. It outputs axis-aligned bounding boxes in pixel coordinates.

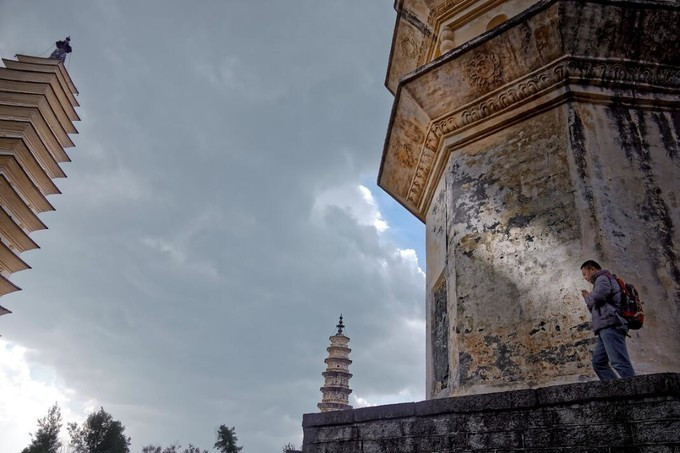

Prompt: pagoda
[317,316,353,412]
[378,0,680,397]
[0,38,80,315]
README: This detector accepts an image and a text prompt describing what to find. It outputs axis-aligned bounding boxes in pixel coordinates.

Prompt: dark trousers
[592,325,635,380]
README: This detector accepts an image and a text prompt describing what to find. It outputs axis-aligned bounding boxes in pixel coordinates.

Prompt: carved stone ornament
[465,51,502,88]
[400,30,419,59]
[428,0,466,25]
[403,57,680,207]
[396,143,417,168]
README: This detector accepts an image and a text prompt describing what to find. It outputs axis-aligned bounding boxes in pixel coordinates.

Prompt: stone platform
[302,373,680,452]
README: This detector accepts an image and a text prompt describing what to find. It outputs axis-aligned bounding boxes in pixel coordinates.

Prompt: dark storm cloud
[0,1,425,451]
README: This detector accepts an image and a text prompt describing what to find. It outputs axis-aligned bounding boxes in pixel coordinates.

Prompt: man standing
[580,260,635,380]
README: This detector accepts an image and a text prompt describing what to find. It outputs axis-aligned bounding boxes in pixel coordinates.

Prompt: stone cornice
[409,57,680,210]
[378,0,680,221]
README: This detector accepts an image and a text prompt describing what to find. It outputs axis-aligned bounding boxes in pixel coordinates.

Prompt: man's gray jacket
[585,269,624,333]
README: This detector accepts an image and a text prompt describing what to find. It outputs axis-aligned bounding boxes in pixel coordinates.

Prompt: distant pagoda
[318,315,353,412]
[0,38,80,315]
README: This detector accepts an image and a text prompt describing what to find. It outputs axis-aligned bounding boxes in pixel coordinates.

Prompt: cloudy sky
[0,1,426,451]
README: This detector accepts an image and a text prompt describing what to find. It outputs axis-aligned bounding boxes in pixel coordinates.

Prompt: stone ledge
[302,373,680,427]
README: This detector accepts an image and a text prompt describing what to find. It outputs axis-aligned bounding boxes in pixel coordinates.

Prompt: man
[580,260,635,380]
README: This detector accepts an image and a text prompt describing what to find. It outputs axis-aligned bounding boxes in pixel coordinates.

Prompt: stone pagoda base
[302,373,680,452]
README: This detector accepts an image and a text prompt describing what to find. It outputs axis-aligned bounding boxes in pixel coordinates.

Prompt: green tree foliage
[213,425,242,453]
[181,445,207,453]
[141,444,206,453]
[22,403,62,453]
[67,407,130,453]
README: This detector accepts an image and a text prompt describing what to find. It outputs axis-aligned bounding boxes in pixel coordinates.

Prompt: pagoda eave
[0,66,80,121]
[0,274,21,296]
[378,0,680,222]
[3,59,79,107]
[15,55,79,95]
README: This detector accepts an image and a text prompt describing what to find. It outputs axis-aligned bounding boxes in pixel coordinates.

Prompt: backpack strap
[608,274,629,329]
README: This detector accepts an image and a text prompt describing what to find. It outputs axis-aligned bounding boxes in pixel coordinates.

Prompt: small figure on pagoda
[49,37,72,62]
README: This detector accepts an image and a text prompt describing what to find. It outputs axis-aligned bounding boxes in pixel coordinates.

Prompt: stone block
[401,415,463,436]
[303,408,354,427]
[536,373,680,406]
[467,430,523,449]
[354,402,415,422]
[302,375,680,453]
[523,424,632,448]
[415,388,537,416]
[631,419,680,444]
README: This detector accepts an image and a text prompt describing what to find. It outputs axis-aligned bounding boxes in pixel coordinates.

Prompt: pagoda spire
[49,37,72,62]
[318,315,353,412]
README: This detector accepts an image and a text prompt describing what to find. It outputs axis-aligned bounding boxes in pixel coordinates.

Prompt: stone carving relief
[428,0,466,25]
[400,30,419,59]
[465,51,502,88]
[403,57,680,207]
[396,143,417,168]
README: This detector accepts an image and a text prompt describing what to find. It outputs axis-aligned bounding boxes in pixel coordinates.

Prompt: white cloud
[0,2,422,452]
[351,386,423,409]
[312,183,389,233]
[0,339,93,453]
[396,248,426,278]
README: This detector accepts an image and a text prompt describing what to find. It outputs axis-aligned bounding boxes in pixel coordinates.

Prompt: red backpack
[612,275,644,330]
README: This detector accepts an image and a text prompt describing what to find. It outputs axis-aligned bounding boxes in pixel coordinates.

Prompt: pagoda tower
[378,0,680,397]
[317,316,353,412]
[0,38,80,315]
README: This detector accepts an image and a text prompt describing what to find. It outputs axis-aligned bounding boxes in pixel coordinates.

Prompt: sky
[0,1,427,452]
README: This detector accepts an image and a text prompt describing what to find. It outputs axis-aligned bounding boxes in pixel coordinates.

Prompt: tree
[67,407,130,453]
[22,403,63,453]
[141,444,206,453]
[213,425,242,453]
[181,445,207,453]
[141,446,162,453]
[282,442,297,453]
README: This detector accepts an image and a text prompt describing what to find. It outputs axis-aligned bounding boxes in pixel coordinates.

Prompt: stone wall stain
[652,112,679,163]
[431,275,449,392]
[608,104,680,311]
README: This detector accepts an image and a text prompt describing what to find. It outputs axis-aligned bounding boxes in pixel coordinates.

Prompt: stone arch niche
[486,14,509,31]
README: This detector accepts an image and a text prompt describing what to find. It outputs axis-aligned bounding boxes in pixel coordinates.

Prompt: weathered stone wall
[302,373,680,452]
[425,100,680,397]
[426,106,596,397]
[568,103,680,376]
